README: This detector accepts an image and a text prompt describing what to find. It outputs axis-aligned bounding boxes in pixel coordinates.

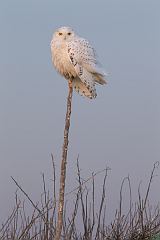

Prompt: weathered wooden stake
[55,79,73,240]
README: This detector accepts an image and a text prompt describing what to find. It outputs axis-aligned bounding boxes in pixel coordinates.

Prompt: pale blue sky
[0,0,160,220]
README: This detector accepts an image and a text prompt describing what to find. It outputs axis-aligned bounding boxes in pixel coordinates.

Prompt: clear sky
[0,0,160,221]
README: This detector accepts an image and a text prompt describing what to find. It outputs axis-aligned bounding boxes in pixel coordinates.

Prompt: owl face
[54,26,75,42]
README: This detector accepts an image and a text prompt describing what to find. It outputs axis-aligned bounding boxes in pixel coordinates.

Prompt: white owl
[51,26,107,99]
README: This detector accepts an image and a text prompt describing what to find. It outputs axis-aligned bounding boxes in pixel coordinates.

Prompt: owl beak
[64,36,66,40]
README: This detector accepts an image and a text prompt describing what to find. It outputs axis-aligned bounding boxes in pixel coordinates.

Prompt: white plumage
[51,26,107,99]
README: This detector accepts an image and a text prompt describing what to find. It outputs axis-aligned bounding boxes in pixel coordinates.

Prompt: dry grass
[0,160,160,240]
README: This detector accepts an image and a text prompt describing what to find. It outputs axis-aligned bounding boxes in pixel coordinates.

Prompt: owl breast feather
[51,42,76,79]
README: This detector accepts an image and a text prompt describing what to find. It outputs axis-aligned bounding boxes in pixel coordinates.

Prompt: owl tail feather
[72,77,97,99]
[93,72,107,85]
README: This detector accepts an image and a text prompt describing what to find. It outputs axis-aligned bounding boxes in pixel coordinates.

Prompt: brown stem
[55,79,73,240]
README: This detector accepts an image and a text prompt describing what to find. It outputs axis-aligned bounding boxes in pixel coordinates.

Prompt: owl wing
[67,38,98,98]
[67,38,97,69]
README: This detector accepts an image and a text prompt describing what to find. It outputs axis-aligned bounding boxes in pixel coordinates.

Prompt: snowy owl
[51,26,107,99]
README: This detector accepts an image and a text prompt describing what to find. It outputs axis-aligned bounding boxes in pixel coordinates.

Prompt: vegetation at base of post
[1,160,160,240]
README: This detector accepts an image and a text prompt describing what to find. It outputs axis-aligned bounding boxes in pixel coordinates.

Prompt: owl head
[53,26,76,42]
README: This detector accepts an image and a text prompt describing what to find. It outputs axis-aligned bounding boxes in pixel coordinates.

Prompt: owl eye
[58,32,63,36]
[68,32,71,35]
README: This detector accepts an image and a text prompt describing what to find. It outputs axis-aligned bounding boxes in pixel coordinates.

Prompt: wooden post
[55,79,73,240]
